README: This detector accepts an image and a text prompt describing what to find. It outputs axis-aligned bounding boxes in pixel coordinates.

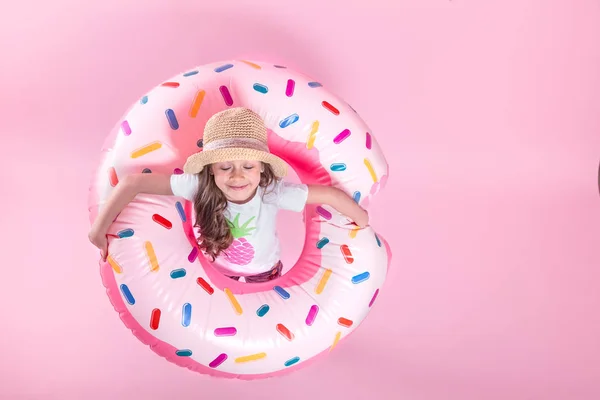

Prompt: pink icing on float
[88,60,392,379]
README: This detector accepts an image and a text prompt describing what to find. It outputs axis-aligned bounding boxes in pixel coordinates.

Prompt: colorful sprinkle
[315,269,332,294]
[189,90,205,117]
[107,255,122,274]
[366,132,372,149]
[209,353,228,368]
[176,201,187,222]
[235,352,267,363]
[140,95,148,104]
[214,327,237,336]
[173,168,184,174]
[274,65,287,68]
[150,308,161,330]
[276,323,294,341]
[197,277,214,295]
[224,288,242,315]
[131,141,162,159]
[353,191,361,203]
[121,120,132,136]
[330,163,347,172]
[284,356,300,367]
[338,317,353,328]
[142,168,152,173]
[352,272,370,284]
[241,60,261,69]
[165,109,179,130]
[279,113,299,128]
[253,83,268,94]
[306,120,319,149]
[152,214,172,229]
[273,286,290,300]
[369,289,380,307]
[322,101,340,115]
[220,85,233,106]
[120,284,135,305]
[182,303,192,327]
[145,241,159,272]
[117,228,134,238]
[330,332,342,351]
[316,206,332,220]
[340,244,354,264]
[306,305,319,326]
[188,246,198,262]
[286,79,295,97]
[176,349,192,357]
[183,70,199,77]
[161,82,180,88]
[349,227,359,239]
[364,158,377,183]
[316,237,329,249]
[197,139,203,148]
[308,82,322,88]
[170,268,186,279]
[256,304,270,317]
[375,233,381,247]
[333,129,351,144]
[215,64,234,73]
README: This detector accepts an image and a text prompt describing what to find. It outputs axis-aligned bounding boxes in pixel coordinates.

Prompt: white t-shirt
[170,173,309,276]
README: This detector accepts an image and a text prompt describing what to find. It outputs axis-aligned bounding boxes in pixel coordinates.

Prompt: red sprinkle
[161,82,180,88]
[338,317,353,328]
[108,167,118,187]
[340,244,354,264]
[322,101,340,115]
[152,214,172,229]
[150,308,161,330]
[276,323,294,341]
[197,277,214,295]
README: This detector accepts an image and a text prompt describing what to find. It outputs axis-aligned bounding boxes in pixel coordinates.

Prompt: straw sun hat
[183,107,288,177]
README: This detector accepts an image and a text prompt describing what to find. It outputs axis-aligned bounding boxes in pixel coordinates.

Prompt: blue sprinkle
[256,304,270,317]
[182,303,192,327]
[273,286,290,299]
[196,139,203,148]
[375,233,382,247]
[353,191,361,203]
[308,82,322,88]
[117,228,134,238]
[316,237,329,249]
[175,201,186,222]
[352,272,370,284]
[215,64,234,73]
[274,65,287,68]
[142,168,152,173]
[165,109,179,130]
[140,95,148,104]
[284,356,300,367]
[120,284,135,305]
[253,83,268,94]
[176,349,192,357]
[170,268,187,279]
[330,163,347,172]
[183,70,199,77]
[279,114,299,128]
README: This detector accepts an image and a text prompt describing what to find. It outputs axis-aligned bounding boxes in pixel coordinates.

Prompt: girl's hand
[352,208,370,228]
[88,228,109,261]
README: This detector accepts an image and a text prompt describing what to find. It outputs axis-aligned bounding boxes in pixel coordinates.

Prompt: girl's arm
[306,185,369,228]
[88,173,173,260]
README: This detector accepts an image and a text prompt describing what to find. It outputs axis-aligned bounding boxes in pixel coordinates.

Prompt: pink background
[1,0,599,399]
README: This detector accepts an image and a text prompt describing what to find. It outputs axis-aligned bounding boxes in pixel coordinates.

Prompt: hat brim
[183,148,288,177]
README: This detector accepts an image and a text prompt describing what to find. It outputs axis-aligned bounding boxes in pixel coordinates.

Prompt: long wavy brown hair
[192,162,278,261]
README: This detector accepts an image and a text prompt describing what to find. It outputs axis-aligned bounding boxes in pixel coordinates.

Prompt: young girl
[88,107,369,283]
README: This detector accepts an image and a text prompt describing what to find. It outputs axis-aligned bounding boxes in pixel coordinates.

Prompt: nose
[231,167,244,180]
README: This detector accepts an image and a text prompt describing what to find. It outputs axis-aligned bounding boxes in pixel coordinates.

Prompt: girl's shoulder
[170,173,199,201]
[261,179,309,212]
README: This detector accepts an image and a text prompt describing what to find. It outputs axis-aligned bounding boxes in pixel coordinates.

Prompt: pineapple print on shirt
[224,213,256,265]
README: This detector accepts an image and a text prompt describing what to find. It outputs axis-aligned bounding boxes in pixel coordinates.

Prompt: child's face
[211,160,263,203]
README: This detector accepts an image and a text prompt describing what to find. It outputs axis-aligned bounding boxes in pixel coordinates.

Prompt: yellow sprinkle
[189,89,205,118]
[235,352,266,363]
[131,142,162,159]
[364,158,377,183]
[315,268,332,294]
[306,120,319,149]
[240,60,261,69]
[144,241,159,272]
[349,227,359,239]
[107,255,122,274]
[330,331,342,352]
[224,288,243,315]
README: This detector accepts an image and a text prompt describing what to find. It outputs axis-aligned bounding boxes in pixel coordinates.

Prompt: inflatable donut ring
[88,60,392,379]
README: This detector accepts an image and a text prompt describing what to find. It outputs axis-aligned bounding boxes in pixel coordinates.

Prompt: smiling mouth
[228,184,248,191]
